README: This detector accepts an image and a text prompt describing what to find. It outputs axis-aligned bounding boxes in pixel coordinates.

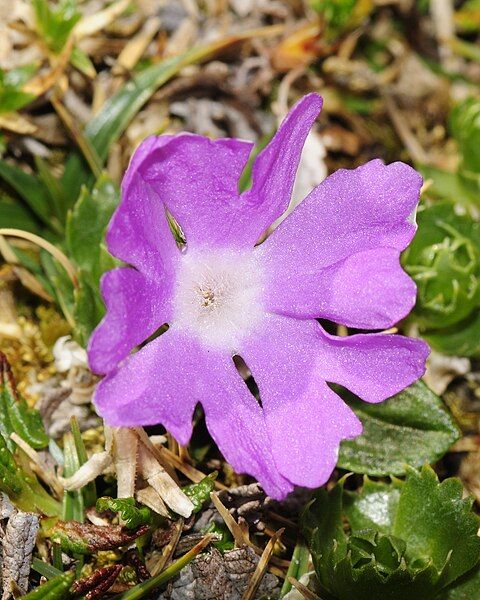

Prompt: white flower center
[172,249,264,351]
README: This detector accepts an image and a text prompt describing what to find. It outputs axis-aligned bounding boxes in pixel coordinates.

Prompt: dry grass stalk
[242,528,284,600]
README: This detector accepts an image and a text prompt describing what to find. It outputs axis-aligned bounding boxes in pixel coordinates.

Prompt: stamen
[172,249,264,350]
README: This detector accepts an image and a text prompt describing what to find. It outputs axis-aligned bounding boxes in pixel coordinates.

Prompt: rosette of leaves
[403,201,480,357]
[301,466,480,600]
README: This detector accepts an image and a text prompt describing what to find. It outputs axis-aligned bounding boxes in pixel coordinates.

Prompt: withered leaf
[1,510,39,600]
[51,520,149,555]
[72,564,123,600]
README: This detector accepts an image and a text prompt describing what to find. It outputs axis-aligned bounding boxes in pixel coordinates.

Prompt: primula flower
[89,93,429,500]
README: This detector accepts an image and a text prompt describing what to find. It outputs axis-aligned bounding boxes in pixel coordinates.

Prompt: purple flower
[88,93,429,500]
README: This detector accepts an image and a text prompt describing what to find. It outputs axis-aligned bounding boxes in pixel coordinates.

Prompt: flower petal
[88,267,172,375]
[93,328,292,499]
[263,247,417,329]
[107,170,180,278]
[315,327,430,404]
[239,93,323,242]
[257,159,422,328]
[126,134,254,250]
[109,94,321,258]
[238,315,362,488]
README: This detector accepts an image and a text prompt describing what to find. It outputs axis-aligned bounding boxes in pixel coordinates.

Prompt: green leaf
[73,269,106,347]
[343,477,403,534]
[424,310,480,358]
[22,570,74,600]
[2,64,37,87]
[337,381,460,476]
[0,353,49,450]
[310,0,371,37]
[202,522,234,552]
[70,46,96,78]
[62,432,84,522]
[450,97,480,174]
[417,164,480,210]
[66,174,119,344]
[31,558,63,580]
[0,160,59,233]
[0,198,40,233]
[32,0,80,54]
[302,468,480,600]
[96,496,151,529]
[66,174,118,281]
[403,201,480,330]
[279,540,311,598]
[182,473,217,514]
[34,156,68,225]
[40,251,75,328]
[0,89,35,114]
[0,434,60,515]
[0,65,37,113]
[441,565,480,599]
[393,467,480,588]
[70,416,96,507]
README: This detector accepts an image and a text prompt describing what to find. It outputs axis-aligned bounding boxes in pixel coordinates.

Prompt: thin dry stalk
[210,492,249,547]
[10,433,63,498]
[288,577,322,600]
[383,92,429,164]
[0,229,77,284]
[242,528,285,600]
[150,518,184,577]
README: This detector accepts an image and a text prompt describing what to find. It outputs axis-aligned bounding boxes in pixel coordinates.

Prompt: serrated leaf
[343,477,403,534]
[403,201,480,330]
[302,468,480,600]
[96,496,151,529]
[182,473,217,514]
[393,466,480,587]
[440,565,480,599]
[337,381,460,476]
